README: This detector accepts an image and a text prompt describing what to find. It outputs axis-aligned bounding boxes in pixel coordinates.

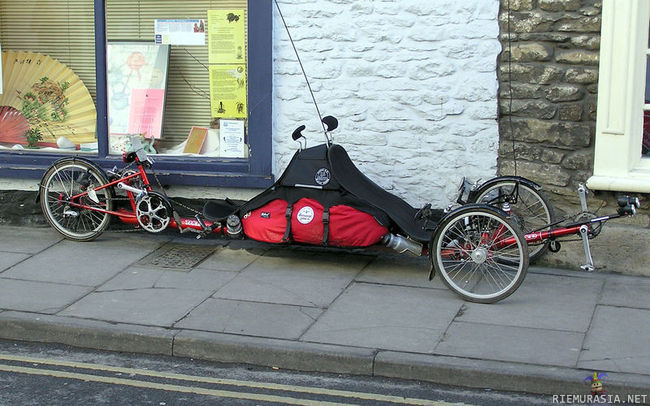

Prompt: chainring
[574,212,603,238]
[135,191,172,233]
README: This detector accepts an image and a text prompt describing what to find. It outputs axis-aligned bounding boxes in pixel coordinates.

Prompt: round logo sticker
[315,168,331,186]
[296,206,315,224]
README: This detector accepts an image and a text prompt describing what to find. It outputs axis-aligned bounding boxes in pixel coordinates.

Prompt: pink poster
[127,88,165,139]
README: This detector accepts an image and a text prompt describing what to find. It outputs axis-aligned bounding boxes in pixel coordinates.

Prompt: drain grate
[138,243,216,269]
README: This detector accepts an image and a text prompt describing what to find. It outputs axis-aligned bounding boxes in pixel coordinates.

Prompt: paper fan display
[0,50,96,147]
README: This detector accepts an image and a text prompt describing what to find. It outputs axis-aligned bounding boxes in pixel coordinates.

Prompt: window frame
[588,0,650,192]
[0,0,273,189]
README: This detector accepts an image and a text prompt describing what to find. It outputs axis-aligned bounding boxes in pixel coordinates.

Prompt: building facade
[0,0,647,273]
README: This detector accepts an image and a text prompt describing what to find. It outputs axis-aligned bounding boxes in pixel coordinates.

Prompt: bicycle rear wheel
[472,180,555,263]
[431,205,528,304]
[40,159,113,241]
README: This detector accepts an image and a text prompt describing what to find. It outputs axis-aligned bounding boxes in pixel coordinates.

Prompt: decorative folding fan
[0,50,96,147]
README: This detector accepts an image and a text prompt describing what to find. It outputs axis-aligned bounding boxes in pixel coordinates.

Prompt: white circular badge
[296,206,315,224]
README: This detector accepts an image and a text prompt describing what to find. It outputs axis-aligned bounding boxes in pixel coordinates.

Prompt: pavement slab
[97,266,238,293]
[435,321,584,367]
[356,254,448,290]
[301,282,462,353]
[176,298,322,340]
[0,278,91,314]
[600,276,650,310]
[197,244,267,272]
[213,249,371,307]
[0,252,30,272]
[59,288,212,327]
[2,236,165,286]
[0,226,62,254]
[579,305,650,375]
[457,272,603,332]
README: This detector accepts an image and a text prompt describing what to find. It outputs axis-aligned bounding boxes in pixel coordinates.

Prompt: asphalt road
[0,340,550,405]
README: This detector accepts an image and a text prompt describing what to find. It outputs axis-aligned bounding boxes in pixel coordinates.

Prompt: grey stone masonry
[497,0,602,206]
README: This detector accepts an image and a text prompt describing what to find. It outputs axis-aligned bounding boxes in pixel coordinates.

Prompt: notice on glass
[219,119,246,158]
[209,64,247,118]
[155,19,205,46]
[208,9,246,64]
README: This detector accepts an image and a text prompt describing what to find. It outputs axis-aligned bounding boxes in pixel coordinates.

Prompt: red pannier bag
[291,198,325,245]
[328,204,388,247]
[241,199,288,243]
[291,197,388,247]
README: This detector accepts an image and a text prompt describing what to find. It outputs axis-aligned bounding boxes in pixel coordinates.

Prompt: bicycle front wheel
[40,159,114,241]
[431,205,528,304]
[473,180,555,263]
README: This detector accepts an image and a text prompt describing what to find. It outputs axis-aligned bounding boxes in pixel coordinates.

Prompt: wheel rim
[42,163,111,239]
[435,210,525,301]
[476,182,552,259]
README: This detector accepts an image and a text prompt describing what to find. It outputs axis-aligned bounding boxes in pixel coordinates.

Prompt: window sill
[586,172,650,193]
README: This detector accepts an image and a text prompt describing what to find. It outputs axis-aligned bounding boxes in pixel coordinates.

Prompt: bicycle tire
[39,158,113,241]
[430,204,528,304]
[472,179,555,263]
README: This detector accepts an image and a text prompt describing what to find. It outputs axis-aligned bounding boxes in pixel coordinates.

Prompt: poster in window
[107,42,169,153]
[209,64,247,119]
[154,19,205,46]
[207,9,246,64]
[219,119,246,158]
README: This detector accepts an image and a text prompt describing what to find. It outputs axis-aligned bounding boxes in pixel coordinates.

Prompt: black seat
[203,200,240,222]
[327,144,434,243]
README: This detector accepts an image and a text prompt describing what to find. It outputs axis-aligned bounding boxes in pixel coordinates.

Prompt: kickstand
[579,225,595,272]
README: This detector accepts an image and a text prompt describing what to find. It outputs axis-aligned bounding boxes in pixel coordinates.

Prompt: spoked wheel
[472,180,555,263]
[431,204,528,304]
[39,159,113,241]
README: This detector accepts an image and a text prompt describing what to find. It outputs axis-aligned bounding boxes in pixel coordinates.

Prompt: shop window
[0,0,273,188]
[589,0,650,193]
[105,1,248,157]
[0,0,96,152]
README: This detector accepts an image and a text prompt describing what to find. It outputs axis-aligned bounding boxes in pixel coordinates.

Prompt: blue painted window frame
[0,0,273,189]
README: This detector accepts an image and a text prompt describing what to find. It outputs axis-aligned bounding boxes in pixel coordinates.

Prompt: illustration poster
[207,9,246,64]
[154,19,205,46]
[209,64,247,119]
[106,42,169,152]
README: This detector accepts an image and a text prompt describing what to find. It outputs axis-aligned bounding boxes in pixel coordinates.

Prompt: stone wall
[498,0,650,275]
[497,0,601,208]
[272,0,502,209]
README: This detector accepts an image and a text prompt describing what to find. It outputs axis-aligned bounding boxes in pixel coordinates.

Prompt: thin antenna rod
[274,0,330,142]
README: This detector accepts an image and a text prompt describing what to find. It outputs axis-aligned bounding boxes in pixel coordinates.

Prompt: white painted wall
[272,0,501,208]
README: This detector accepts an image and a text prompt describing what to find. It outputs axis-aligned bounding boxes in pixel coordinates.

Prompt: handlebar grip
[618,196,641,209]
[617,204,637,216]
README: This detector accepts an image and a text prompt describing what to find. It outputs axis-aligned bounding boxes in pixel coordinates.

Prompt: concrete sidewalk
[0,225,648,398]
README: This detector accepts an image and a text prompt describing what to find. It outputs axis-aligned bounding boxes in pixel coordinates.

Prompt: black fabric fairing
[278,144,340,190]
[235,143,434,243]
[327,144,433,242]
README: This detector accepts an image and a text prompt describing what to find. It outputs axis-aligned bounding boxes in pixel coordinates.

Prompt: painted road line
[0,353,466,406]
[0,363,340,406]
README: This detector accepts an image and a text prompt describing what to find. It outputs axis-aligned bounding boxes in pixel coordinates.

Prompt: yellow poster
[208,9,246,64]
[209,64,247,118]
